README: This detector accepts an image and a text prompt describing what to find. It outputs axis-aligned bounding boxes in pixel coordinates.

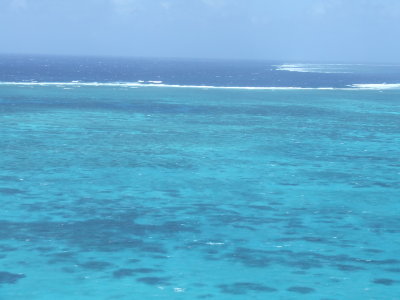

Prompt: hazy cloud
[9,0,28,11]
[1,0,400,62]
[111,0,142,15]
[201,0,227,9]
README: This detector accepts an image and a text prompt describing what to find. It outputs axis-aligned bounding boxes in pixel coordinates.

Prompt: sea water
[1,56,400,299]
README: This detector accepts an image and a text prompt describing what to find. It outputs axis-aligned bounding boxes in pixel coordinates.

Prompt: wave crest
[1,81,400,90]
[0,81,335,90]
[349,83,400,89]
[275,64,352,74]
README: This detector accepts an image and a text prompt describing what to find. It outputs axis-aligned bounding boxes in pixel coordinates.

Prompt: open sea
[1,55,400,300]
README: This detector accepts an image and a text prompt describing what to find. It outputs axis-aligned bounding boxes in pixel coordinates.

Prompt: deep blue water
[1,54,400,88]
[1,56,400,299]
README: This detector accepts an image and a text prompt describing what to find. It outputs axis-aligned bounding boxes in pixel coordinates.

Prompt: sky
[1,0,400,62]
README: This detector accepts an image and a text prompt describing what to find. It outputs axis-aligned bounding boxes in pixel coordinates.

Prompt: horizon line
[1,52,400,66]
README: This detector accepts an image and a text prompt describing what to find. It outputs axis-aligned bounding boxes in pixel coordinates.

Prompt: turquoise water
[1,85,400,299]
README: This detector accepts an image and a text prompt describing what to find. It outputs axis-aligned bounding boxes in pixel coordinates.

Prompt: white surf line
[274,64,353,74]
[1,81,400,90]
[0,81,338,90]
[348,83,400,89]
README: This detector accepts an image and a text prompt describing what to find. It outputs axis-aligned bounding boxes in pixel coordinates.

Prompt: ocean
[1,55,400,299]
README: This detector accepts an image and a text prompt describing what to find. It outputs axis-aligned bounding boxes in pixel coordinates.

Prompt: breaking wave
[275,64,353,74]
[1,81,400,90]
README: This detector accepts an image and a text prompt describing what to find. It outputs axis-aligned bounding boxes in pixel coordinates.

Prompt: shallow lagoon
[1,86,400,299]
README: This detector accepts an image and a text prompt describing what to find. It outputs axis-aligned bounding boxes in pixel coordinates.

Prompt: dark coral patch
[197,294,214,298]
[0,245,17,252]
[248,205,275,211]
[136,276,171,285]
[113,268,136,278]
[50,251,76,259]
[47,251,77,264]
[292,271,307,275]
[287,286,315,294]
[113,268,159,278]
[0,272,26,284]
[226,247,400,273]
[335,264,365,271]
[0,212,196,253]
[385,268,400,273]
[361,259,400,265]
[226,248,272,267]
[62,267,76,273]
[364,249,384,254]
[233,225,256,231]
[35,247,54,252]
[373,278,396,286]
[151,255,169,260]
[79,261,113,270]
[217,282,277,295]
[131,268,159,273]
[0,188,25,195]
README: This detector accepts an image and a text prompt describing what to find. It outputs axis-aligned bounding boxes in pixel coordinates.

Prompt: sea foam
[0,81,335,90]
[1,81,400,90]
[348,83,400,89]
[275,64,352,74]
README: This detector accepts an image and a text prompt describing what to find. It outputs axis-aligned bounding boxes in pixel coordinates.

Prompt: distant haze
[1,0,400,63]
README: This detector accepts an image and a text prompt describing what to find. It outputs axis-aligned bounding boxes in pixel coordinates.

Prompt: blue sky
[1,0,400,62]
